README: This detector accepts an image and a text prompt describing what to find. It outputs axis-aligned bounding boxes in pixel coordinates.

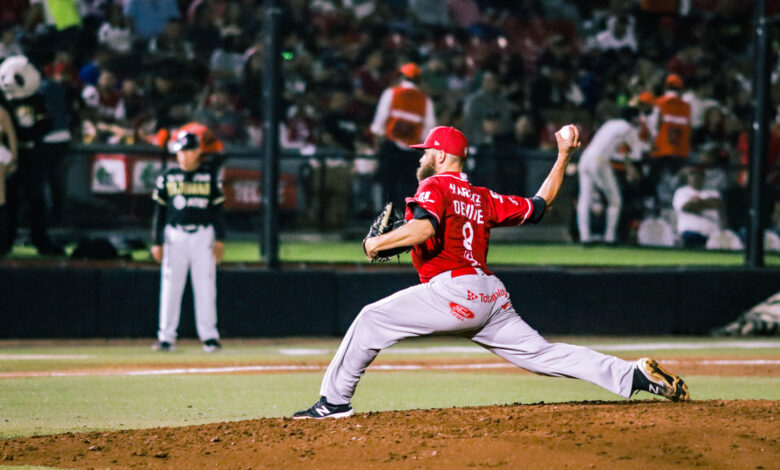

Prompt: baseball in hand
[559,126,572,140]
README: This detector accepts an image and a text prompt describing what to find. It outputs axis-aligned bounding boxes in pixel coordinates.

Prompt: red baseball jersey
[404,171,536,283]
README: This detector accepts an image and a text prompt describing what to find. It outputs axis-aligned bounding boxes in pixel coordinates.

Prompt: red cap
[665,74,683,89]
[639,91,655,104]
[399,62,421,79]
[409,126,469,158]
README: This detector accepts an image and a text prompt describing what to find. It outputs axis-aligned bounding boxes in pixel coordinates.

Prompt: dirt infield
[1,400,777,469]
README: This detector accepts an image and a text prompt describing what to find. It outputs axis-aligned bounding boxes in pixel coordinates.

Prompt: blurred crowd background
[0,0,779,253]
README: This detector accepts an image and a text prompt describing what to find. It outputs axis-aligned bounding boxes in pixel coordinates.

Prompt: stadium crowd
[0,0,779,249]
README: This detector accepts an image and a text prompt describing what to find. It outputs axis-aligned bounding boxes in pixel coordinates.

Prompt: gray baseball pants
[320,268,635,405]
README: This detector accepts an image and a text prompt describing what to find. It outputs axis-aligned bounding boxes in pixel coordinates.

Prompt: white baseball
[559,126,572,140]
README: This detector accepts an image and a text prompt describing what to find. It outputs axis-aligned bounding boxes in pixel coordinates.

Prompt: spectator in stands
[528,59,585,115]
[369,62,436,209]
[682,78,719,130]
[148,19,194,61]
[280,96,317,150]
[117,77,147,128]
[692,106,731,155]
[588,14,637,53]
[209,31,247,84]
[123,0,180,41]
[193,86,246,146]
[352,48,388,123]
[672,166,723,248]
[185,0,222,63]
[78,47,112,87]
[646,73,692,209]
[146,65,195,131]
[0,23,23,61]
[97,3,133,54]
[24,0,83,47]
[512,113,540,148]
[81,69,123,123]
[697,147,728,194]
[462,70,512,147]
[240,47,263,119]
[317,89,363,153]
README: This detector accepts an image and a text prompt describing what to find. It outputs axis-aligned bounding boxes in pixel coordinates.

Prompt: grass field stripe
[0,354,93,360]
[2,359,780,378]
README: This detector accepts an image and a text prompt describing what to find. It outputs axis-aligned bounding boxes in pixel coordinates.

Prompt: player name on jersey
[448,183,484,224]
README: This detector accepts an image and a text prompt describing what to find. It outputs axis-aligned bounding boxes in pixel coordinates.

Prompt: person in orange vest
[645,74,691,210]
[370,62,436,210]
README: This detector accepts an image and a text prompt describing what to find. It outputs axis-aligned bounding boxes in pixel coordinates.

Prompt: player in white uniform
[151,131,226,352]
[293,125,689,419]
[577,109,644,244]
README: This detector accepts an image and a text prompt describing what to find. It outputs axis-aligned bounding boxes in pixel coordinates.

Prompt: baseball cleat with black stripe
[632,357,690,401]
[293,397,354,419]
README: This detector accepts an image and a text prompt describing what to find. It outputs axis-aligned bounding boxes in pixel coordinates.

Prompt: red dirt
[2,400,778,469]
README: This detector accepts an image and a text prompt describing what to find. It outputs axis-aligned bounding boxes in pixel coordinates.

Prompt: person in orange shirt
[645,74,692,210]
[370,62,436,210]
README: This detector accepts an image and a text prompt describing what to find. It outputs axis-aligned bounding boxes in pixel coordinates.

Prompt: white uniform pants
[320,269,635,405]
[577,161,622,243]
[157,225,220,343]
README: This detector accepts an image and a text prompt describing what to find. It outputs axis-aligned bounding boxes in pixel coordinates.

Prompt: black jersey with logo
[4,93,52,145]
[151,162,226,245]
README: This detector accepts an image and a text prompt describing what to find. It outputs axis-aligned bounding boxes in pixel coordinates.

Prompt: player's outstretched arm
[364,219,434,261]
[535,124,580,213]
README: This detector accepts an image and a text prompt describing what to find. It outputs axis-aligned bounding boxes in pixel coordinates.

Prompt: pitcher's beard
[417,163,435,181]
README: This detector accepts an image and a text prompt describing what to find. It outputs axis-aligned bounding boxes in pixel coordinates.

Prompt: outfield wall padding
[0,266,777,338]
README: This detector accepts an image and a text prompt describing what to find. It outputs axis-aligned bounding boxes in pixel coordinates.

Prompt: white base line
[2,360,779,378]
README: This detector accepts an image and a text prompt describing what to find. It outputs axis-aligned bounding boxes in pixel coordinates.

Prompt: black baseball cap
[171,131,199,151]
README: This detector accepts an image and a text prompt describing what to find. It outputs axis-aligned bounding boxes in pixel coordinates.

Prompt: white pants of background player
[320,268,635,405]
[157,225,220,344]
[577,159,622,243]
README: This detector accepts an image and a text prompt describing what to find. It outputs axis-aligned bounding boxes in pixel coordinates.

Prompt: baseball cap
[171,131,200,151]
[409,126,469,158]
[639,91,655,104]
[665,74,683,89]
[399,62,421,80]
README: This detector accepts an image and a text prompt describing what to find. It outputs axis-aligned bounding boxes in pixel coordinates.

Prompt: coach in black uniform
[151,131,226,352]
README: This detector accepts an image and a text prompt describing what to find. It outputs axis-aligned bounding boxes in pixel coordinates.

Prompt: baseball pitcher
[151,131,225,353]
[294,125,689,419]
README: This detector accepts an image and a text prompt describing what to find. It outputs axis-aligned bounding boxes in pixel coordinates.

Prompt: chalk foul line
[2,360,780,379]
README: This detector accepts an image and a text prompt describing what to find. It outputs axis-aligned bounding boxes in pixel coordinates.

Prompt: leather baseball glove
[363,202,410,262]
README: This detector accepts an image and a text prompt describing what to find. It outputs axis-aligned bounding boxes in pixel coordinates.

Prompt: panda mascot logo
[0,55,41,100]
[0,56,42,128]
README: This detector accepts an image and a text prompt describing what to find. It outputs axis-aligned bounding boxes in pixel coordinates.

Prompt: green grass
[0,337,778,438]
[1,373,778,439]
[9,241,780,266]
